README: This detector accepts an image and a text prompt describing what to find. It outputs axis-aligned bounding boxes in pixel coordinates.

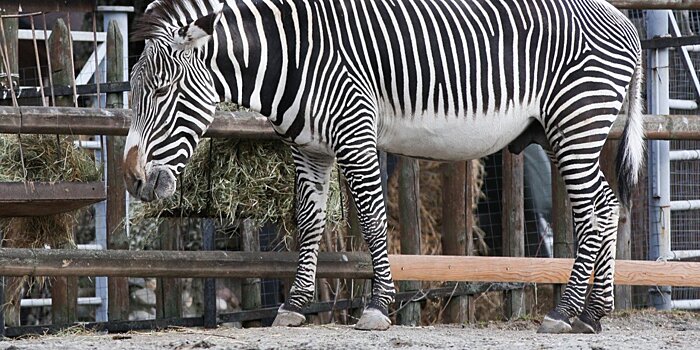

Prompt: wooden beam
[607,0,700,9]
[0,107,699,141]
[1,249,700,287]
[0,106,275,138]
[0,181,105,217]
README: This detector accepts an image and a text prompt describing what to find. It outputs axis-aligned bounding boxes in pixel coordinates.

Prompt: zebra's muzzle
[138,165,177,202]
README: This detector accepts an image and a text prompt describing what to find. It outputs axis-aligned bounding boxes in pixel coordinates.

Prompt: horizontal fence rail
[607,0,700,9]
[1,248,700,287]
[1,106,700,140]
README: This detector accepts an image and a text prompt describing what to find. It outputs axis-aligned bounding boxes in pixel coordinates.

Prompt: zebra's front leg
[337,146,395,331]
[272,148,334,327]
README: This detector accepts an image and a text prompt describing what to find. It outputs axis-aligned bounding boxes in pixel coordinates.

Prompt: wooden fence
[2,0,700,336]
[1,248,700,287]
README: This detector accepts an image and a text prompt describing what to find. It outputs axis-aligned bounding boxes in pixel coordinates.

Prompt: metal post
[646,9,672,310]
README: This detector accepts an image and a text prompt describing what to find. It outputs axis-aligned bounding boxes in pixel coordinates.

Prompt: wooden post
[465,161,476,321]
[156,218,182,318]
[48,19,77,325]
[551,163,574,305]
[601,140,632,310]
[202,219,217,328]
[105,20,129,321]
[502,150,526,319]
[0,3,17,332]
[441,161,470,324]
[396,156,421,326]
[240,219,262,327]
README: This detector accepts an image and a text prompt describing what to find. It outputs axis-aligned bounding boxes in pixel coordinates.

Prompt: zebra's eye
[153,86,170,98]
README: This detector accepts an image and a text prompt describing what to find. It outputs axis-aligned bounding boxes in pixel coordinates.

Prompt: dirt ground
[3,310,700,350]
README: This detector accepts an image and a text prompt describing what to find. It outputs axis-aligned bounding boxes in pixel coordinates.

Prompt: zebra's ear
[172,11,222,51]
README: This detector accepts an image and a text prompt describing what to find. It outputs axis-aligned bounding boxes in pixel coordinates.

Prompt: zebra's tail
[615,57,645,208]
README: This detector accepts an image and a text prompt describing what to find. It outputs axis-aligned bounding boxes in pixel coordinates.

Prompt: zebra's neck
[208,0,309,127]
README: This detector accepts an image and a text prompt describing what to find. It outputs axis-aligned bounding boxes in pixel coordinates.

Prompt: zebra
[123,0,644,333]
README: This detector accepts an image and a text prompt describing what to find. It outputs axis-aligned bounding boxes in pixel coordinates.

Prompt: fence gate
[648,9,700,310]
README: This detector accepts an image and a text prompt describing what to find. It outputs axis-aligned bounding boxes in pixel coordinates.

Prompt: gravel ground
[3,310,700,349]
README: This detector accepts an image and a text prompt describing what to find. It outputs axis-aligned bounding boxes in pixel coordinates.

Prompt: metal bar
[669,99,698,110]
[670,200,700,211]
[667,250,700,260]
[20,297,102,308]
[669,12,700,100]
[669,150,700,161]
[1,82,130,99]
[647,9,673,311]
[18,29,106,42]
[671,299,700,310]
[73,140,102,149]
[76,244,103,250]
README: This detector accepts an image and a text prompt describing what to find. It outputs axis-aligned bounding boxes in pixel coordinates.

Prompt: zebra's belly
[377,110,536,161]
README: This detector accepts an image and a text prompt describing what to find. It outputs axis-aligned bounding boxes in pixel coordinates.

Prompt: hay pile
[0,134,101,249]
[0,134,101,324]
[0,134,101,183]
[132,109,344,240]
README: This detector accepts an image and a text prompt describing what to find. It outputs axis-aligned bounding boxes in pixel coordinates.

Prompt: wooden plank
[104,20,129,322]
[201,219,217,329]
[156,219,182,319]
[606,0,700,9]
[0,179,105,218]
[47,18,77,323]
[397,156,421,326]
[240,219,261,328]
[551,163,574,305]
[2,248,700,287]
[440,161,470,324]
[1,106,700,141]
[0,106,275,138]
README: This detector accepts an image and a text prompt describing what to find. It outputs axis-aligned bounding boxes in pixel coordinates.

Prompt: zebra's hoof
[272,306,306,327]
[354,308,391,331]
[537,310,572,334]
[571,314,602,334]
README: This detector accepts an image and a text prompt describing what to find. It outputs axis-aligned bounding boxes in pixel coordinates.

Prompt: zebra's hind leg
[538,117,622,332]
[273,148,334,327]
[336,146,395,331]
[572,196,620,334]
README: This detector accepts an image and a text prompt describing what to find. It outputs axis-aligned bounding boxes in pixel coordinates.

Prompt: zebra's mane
[132,0,224,42]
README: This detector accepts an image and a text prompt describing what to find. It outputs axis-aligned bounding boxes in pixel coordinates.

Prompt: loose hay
[131,111,344,243]
[0,134,100,323]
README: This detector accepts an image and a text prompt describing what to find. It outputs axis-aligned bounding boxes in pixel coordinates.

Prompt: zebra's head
[124,9,222,202]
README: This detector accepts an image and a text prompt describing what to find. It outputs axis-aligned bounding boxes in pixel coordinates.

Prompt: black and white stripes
[126,0,643,332]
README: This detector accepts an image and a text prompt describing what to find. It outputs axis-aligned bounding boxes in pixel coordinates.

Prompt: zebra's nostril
[134,178,144,193]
